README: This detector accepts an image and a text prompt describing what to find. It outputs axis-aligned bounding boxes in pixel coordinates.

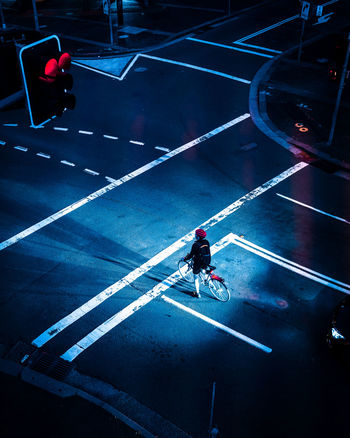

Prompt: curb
[0,353,190,438]
[249,28,350,174]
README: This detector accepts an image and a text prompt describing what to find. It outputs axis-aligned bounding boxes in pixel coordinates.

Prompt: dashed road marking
[0,140,6,145]
[84,168,99,176]
[129,140,144,146]
[105,176,118,183]
[60,160,76,167]
[79,130,93,135]
[36,152,51,159]
[155,146,171,152]
[3,123,18,127]
[14,146,28,152]
[54,127,69,131]
[103,135,119,140]
[32,161,307,348]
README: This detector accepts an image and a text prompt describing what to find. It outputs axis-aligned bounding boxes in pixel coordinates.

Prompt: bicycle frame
[200,267,224,284]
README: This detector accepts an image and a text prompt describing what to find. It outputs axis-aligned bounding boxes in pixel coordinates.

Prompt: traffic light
[19,35,75,128]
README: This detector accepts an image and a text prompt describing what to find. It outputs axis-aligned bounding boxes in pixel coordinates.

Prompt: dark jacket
[184,239,211,266]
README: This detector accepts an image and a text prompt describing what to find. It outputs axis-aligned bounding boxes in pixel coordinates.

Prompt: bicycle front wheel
[178,260,194,283]
[209,279,230,302]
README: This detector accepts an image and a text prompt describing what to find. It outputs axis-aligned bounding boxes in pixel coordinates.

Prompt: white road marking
[54,127,68,131]
[0,140,6,145]
[72,55,141,81]
[229,234,350,295]
[60,160,75,167]
[187,37,274,59]
[36,152,51,159]
[0,114,250,253]
[234,41,282,54]
[235,15,299,43]
[103,135,119,140]
[3,123,18,127]
[84,168,99,176]
[155,146,171,152]
[161,296,272,354]
[276,193,350,225]
[105,176,118,183]
[129,140,144,146]
[74,51,251,84]
[32,161,307,348]
[79,130,93,135]
[14,146,28,152]
[141,54,251,84]
[60,235,243,361]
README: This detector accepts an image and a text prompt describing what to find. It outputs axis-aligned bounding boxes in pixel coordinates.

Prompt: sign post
[298,1,310,63]
[32,0,39,31]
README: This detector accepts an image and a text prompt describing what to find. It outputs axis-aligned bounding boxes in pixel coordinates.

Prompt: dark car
[326,296,350,349]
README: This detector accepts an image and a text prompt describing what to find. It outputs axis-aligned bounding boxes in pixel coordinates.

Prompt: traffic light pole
[327,32,350,146]
[107,0,114,46]
[32,0,39,31]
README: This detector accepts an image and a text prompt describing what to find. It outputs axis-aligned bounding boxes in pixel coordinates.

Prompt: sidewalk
[251,20,350,174]
[0,341,190,438]
[0,372,137,438]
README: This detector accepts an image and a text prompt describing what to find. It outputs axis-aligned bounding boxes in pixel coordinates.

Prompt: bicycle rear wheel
[208,279,230,302]
[178,260,194,283]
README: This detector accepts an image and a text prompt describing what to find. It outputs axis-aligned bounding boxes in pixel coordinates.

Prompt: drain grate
[29,350,75,381]
[5,341,75,380]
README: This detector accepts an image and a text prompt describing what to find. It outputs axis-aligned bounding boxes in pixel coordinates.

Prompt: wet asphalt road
[1,1,350,437]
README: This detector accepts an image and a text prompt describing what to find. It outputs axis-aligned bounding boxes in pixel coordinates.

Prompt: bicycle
[177,259,230,302]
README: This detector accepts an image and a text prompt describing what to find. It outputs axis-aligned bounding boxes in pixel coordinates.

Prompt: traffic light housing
[19,35,75,128]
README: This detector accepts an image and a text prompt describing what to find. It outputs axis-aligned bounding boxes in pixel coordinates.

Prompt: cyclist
[183,228,211,298]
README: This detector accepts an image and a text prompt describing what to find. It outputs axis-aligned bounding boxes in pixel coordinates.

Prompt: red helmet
[195,228,206,238]
[58,52,71,70]
[44,59,58,83]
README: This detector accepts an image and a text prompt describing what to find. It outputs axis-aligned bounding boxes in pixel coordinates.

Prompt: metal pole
[32,0,39,31]
[227,0,231,15]
[208,381,216,437]
[107,0,114,46]
[297,18,305,63]
[327,32,350,146]
[0,1,6,30]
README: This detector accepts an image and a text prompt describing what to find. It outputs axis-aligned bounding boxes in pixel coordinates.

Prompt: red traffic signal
[19,36,75,128]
